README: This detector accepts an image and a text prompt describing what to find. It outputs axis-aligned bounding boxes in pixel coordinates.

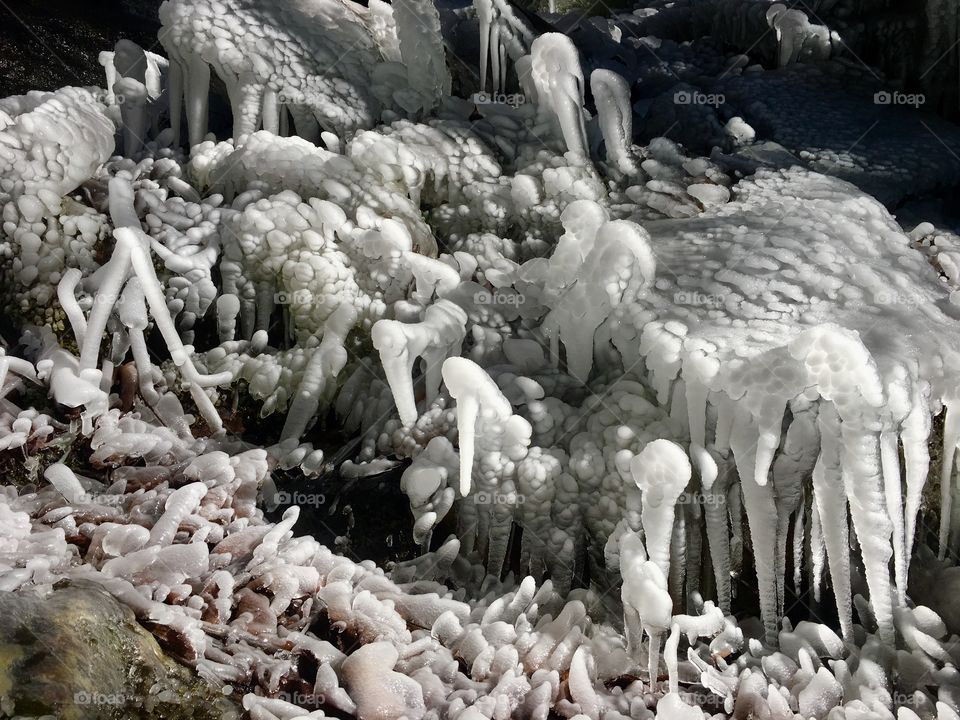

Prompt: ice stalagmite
[620,530,672,684]
[629,439,691,580]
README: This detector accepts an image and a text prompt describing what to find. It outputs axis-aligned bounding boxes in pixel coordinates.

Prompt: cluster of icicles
[3,0,960,717]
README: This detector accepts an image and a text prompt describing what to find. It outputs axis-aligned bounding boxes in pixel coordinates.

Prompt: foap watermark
[474,491,525,505]
[677,490,726,508]
[674,290,725,308]
[873,290,924,307]
[474,289,524,307]
[674,90,725,107]
[274,289,314,305]
[874,90,925,108]
[277,90,327,106]
[274,691,327,706]
[74,691,127,707]
[472,91,526,108]
[271,490,327,508]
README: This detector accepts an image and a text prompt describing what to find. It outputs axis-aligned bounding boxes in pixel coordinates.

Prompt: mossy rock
[0,580,241,720]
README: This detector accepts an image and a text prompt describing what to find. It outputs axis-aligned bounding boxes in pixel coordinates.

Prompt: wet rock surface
[0,580,240,720]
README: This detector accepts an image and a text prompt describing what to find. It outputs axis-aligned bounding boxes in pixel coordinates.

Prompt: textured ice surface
[3,0,960,718]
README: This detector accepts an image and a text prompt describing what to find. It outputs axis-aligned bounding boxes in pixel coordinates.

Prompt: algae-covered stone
[0,580,240,720]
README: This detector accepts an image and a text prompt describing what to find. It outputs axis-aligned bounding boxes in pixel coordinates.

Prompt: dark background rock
[0,0,162,97]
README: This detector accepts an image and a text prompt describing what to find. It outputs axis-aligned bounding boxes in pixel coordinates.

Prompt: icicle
[939,399,960,559]
[281,304,357,441]
[809,497,825,603]
[669,505,687,606]
[839,423,895,644]
[754,398,787,487]
[185,52,210,148]
[772,400,819,616]
[490,22,502,95]
[442,357,515,496]
[879,429,906,604]
[57,269,87,347]
[714,393,735,453]
[695,446,731,612]
[684,499,703,612]
[901,385,930,569]
[261,89,280,135]
[530,33,588,159]
[665,623,681,695]
[168,59,184,146]
[589,69,638,175]
[685,378,709,450]
[811,403,853,641]
[792,493,805,596]
[730,406,779,645]
[475,0,493,94]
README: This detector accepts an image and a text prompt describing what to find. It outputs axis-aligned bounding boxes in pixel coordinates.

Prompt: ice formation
[4,0,960,718]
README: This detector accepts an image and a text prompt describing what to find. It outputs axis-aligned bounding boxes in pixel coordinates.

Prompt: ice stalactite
[771,400,819,617]
[730,406,780,646]
[880,427,907,605]
[840,423,895,644]
[939,398,960,559]
[693,444,732,612]
[590,69,638,176]
[474,0,534,94]
[902,386,931,569]
[160,0,381,146]
[114,77,149,157]
[530,33,589,160]
[280,303,357,441]
[392,0,451,114]
[374,300,468,427]
[812,403,853,641]
[544,218,655,381]
[441,357,525,496]
[765,4,833,67]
